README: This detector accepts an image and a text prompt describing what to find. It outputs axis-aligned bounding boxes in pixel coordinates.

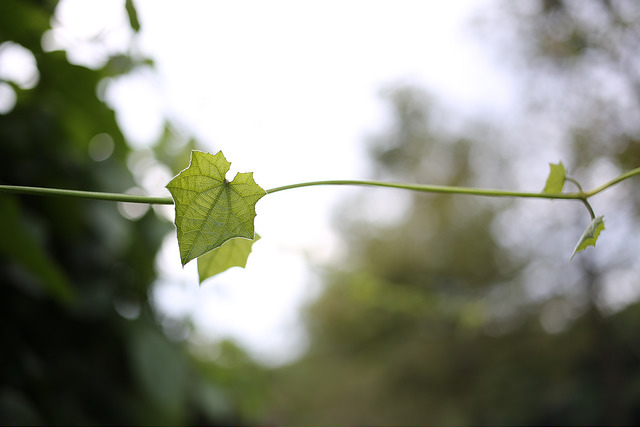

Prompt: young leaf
[167,151,266,266]
[571,215,605,260]
[198,234,260,283]
[543,162,566,194]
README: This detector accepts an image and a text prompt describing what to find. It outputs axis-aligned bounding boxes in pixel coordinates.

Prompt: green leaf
[167,151,266,266]
[571,215,605,260]
[543,162,566,194]
[198,234,260,283]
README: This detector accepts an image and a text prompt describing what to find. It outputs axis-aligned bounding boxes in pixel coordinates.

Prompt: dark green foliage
[269,283,640,424]
[0,1,258,424]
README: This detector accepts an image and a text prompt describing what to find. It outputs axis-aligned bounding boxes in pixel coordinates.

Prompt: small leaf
[543,162,566,194]
[571,215,605,260]
[198,234,260,283]
[167,151,266,266]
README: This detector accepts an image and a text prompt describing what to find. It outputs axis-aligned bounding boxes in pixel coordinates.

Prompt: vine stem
[565,176,595,220]
[266,180,581,199]
[0,185,174,204]
[1,166,639,205]
[584,166,640,197]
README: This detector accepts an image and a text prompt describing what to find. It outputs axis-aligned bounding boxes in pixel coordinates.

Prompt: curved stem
[565,177,595,220]
[266,180,582,200]
[565,176,584,193]
[581,199,596,220]
[585,166,640,197]
[0,185,174,205]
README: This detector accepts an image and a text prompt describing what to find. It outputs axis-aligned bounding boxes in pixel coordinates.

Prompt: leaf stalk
[565,177,596,220]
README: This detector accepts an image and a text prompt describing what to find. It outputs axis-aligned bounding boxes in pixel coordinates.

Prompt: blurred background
[2,0,640,424]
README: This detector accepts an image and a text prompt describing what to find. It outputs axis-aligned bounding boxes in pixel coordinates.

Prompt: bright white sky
[44,0,519,365]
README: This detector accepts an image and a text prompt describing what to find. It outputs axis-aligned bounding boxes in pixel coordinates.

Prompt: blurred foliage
[483,0,640,166]
[3,0,640,425]
[0,0,264,424]
[263,0,640,424]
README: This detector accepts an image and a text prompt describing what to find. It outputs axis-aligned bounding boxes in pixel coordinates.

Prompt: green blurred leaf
[128,320,187,423]
[153,124,199,175]
[125,0,141,32]
[0,196,75,304]
[166,151,266,266]
[542,162,566,194]
[571,215,605,260]
[0,0,52,49]
[198,234,260,283]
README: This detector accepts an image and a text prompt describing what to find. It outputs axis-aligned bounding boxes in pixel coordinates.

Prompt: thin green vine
[1,154,639,279]
[265,179,582,199]
[0,178,596,204]
[583,166,640,197]
[0,184,174,205]
[3,167,638,204]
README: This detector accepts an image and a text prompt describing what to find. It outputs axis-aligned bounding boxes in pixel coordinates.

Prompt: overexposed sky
[44,0,517,365]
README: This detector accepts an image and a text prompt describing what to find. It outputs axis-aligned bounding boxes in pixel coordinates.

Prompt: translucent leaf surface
[571,215,605,260]
[167,151,266,266]
[543,162,566,194]
[198,234,260,283]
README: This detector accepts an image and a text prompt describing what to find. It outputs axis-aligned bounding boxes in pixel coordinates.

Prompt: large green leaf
[167,151,266,266]
[571,215,605,260]
[542,162,566,194]
[198,234,260,283]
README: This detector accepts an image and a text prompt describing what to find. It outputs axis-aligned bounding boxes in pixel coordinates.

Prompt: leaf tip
[570,215,605,261]
[197,234,261,283]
